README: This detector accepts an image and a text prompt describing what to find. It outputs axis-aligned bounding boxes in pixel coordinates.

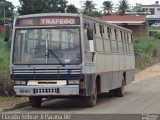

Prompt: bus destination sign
[17,17,80,26]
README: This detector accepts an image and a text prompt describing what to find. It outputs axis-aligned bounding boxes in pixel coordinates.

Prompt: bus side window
[94,23,104,52]
[115,29,119,52]
[128,33,134,54]
[126,33,130,54]
[122,31,126,54]
[99,25,104,37]
[120,31,123,41]
[107,27,111,39]
[94,23,96,34]
[124,32,127,53]
[131,34,133,43]
[117,30,123,53]
[120,31,124,53]
[111,28,118,52]
[103,26,107,39]
[114,29,118,40]
[103,26,111,52]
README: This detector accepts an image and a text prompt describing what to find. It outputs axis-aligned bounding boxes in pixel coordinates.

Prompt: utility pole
[0,1,5,24]
[79,0,83,13]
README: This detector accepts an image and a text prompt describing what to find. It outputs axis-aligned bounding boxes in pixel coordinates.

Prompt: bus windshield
[13,28,81,65]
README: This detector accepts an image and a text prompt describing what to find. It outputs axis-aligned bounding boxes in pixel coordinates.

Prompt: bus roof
[83,15,132,33]
[15,13,132,32]
[16,13,80,19]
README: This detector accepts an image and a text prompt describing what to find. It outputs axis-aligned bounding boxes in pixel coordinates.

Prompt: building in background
[98,16,147,37]
[142,1,160,15]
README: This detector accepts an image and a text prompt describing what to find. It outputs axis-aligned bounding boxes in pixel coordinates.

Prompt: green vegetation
[154,32,160,39]
[118,0,129,15]
[0,96,28,108]
[0,96,27,106]
[134,37,160,69]
[147,27,160,31]
[18,0,77,15]
[0,33,14,96]
[102,1,114,15]
[0,0,14,24]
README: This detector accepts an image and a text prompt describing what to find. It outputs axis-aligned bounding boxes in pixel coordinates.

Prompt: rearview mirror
[3,24,9,42]
[87,29,93,40]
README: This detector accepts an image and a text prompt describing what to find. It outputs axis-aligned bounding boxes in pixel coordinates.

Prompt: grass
[148,27,160,31]
[0,97,28,107]
[0,33,26,106]
[0,34,10,75]
[0,32,14,96]
[134,37,160,69]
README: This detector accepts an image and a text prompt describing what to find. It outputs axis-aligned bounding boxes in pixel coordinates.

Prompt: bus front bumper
[14,85,79,96]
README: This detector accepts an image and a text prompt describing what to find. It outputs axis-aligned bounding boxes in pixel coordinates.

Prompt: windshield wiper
[47,49,65,66]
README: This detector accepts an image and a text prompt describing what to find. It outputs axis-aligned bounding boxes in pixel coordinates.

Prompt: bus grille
[11,67,83,80]
[33,88,59,94]
[12,67,82,74]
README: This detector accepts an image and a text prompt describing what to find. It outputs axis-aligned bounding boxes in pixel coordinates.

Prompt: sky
[8,0,154,9]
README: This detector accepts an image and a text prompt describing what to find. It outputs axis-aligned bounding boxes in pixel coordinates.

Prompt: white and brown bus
[6,13,135,107]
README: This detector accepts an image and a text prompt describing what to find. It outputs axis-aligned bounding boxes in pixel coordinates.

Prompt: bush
[154,32,160,39]
[134,37,160,69]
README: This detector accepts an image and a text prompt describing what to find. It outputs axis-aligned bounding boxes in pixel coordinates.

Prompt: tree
[118,0,129,15]
[42,0,68,13]
[0,0,14,23]
[57,0,68,12]
[102,1,114,15]
[92,10,102,17]
[132,3,142,12]
[18,0,43,15]
[18,0,68,15]
[66,4,77,13]
[83,0,96,16]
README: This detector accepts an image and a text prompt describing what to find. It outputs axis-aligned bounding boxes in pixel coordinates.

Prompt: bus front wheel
[85,84,97,107]
[29,96,42,108]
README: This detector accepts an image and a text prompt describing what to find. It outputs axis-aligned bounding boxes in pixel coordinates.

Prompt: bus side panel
[100,53,123,92]
[100,70,125,93]
[100,72,111,92]
[95,53,106,73]
[105,54,113,91]
[126,69,135,85]
[126,55,135,84]
[111,54,121,90]
[110,71,121,90]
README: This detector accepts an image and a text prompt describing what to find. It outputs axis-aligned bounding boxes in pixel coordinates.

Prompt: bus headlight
[68,80,79,85]
[15,81,27,85]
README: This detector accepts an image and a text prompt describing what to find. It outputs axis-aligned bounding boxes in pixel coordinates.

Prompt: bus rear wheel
[109,78,125,97]
[115,78,125,97]
[29,96,42,108]
[85,84,97,107]
[109,89,116,97]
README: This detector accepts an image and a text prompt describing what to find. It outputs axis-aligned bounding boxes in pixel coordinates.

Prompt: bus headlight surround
[15,81,27,85]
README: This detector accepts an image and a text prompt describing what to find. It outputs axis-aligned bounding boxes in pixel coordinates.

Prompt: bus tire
[85,84,97,107]
[115,78,125,97]
[29,96,42,108]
